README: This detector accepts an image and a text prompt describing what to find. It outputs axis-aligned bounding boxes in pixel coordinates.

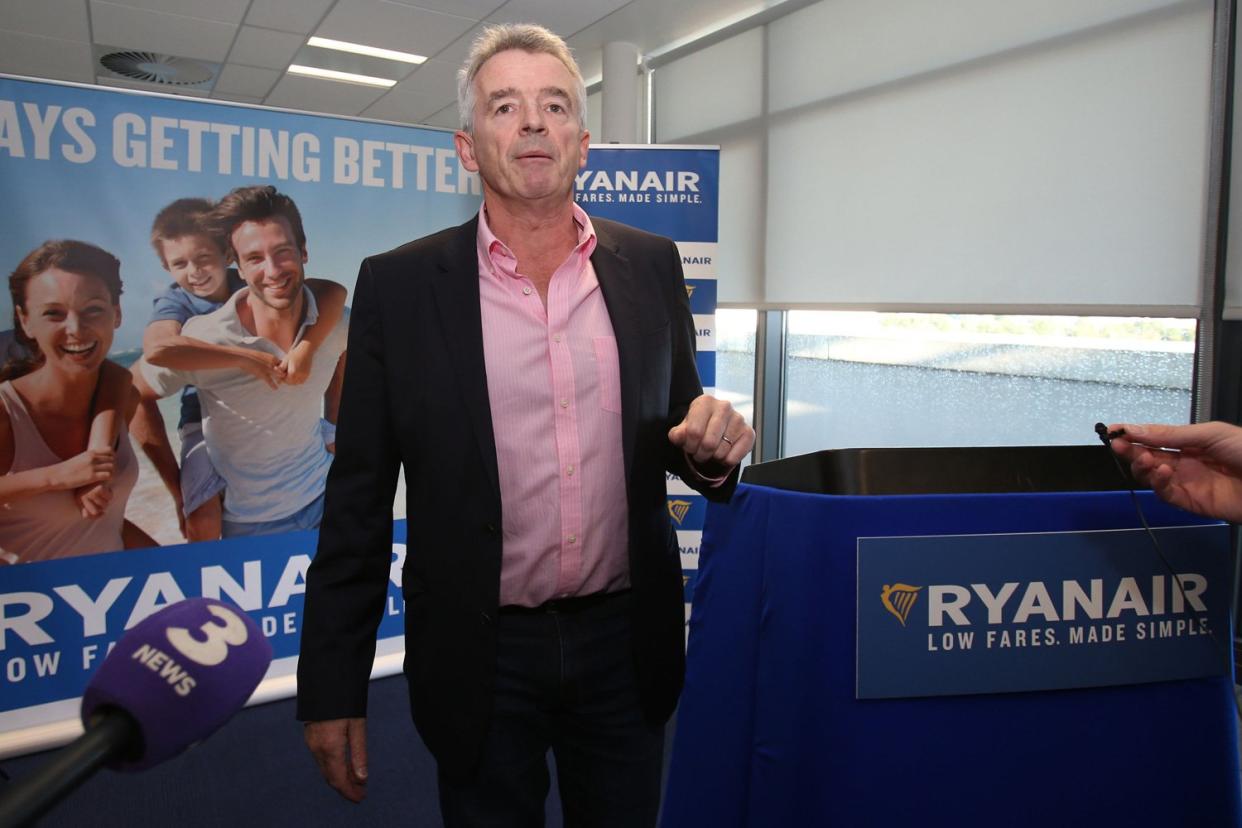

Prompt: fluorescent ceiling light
[307,36,426,64]
[287,64,397,87]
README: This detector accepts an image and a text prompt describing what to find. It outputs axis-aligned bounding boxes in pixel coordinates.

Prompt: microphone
[1094,422,1126,446]
[0,598,272,827]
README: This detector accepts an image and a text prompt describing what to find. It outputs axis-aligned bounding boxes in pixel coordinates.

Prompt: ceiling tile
[435,15,603,82]
[390,57,458,95]
[565,0,765,58]
[292,43,417,83]
[315,0,475,61]
[432,22,486,65]
[245,0,336,34]
[421,102,459,129]
[214,63,280,98]
[264,73,387,117]
[228,25,307,71]
[90,1,237,63]
[212,91,265,105]
[0,31,95,83]
[430,12,605,69]
[97,0,251,26]
[95,75,207,97]
[486,0,631,38]
[0,0,91,43]
[361,87,451,124]
[384,0,505,19]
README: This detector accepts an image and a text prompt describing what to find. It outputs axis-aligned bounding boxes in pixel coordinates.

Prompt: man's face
[454,49,589,207]
[160,233,230,302]
[231,217,306,311]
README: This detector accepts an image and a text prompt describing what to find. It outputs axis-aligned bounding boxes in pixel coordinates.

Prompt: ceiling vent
[96,48,218,90]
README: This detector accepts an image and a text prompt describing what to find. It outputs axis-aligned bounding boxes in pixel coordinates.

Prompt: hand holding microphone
[1107,421,1242,523]
[0,598,272,827]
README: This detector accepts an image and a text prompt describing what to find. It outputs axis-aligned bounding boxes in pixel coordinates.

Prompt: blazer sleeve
[296,258,402,721]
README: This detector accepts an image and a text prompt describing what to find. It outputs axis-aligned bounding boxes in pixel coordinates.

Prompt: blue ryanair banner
[0,76,719,754]
[856,524,1232,698]
[575,144,720,630]
[0,523,408,715]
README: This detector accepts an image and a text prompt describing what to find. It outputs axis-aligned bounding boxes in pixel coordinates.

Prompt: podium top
[739,445,1141,496]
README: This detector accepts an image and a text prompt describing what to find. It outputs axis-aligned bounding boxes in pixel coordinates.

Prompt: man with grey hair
[298,22,753,826]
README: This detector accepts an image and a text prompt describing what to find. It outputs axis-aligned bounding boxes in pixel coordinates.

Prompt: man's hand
[304,717,368,803]
[238,351,287,390]
[1109,421,1242,523]
[281,341,315,386]
[668,394,755,471]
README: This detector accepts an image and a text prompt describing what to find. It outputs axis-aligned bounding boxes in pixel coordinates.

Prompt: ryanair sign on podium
[855,525,1232,699]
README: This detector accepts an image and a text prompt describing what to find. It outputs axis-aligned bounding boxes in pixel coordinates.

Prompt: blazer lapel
[592,223,642,482]
[430,217,501,500]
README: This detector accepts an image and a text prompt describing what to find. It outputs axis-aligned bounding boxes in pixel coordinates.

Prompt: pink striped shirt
[477,206,631,607]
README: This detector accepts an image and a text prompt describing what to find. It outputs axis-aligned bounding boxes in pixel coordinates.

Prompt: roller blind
[656,0,1214,313]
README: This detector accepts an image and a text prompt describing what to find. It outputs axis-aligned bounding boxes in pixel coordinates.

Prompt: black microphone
[1095,422,1127,446]
[0,598,272,827]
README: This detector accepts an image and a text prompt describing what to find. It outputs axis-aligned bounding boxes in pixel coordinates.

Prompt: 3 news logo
[130,603,252,698]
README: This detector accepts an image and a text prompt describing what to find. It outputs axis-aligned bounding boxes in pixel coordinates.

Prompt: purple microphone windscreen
[80,598,272,771]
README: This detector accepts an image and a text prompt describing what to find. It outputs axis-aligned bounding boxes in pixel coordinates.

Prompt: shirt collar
[223,283,318,345]
[476,203,598,281]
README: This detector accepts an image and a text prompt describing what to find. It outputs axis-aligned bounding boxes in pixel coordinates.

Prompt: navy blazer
[297,215,738,780]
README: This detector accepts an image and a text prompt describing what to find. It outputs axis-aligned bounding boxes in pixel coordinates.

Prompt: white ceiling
[0,0,789,129]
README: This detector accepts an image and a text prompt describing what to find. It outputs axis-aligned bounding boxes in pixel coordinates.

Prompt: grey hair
[456,23,588,133]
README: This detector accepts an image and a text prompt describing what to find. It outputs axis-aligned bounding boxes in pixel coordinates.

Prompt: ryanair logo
[667,499,692,525]
[881,583,923,627]
[685,284,696,299]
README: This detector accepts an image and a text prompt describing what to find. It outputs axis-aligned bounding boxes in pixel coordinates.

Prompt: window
[781,311,1193,455]
[714,309,758,466]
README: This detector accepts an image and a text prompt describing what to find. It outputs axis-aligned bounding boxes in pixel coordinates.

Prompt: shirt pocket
[593,336,623,414]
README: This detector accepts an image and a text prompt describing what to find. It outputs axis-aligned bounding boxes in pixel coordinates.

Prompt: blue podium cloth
[663,484,1242,827]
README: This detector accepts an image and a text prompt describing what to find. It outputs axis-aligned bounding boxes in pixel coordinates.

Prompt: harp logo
[685,284,696,300]
[668,499,693,525]
[881,583,923,627]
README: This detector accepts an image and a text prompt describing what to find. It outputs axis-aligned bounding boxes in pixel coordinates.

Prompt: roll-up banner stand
[0,75,719,757]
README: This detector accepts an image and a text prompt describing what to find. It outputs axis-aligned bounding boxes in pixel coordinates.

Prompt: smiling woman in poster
[0,240,156,564]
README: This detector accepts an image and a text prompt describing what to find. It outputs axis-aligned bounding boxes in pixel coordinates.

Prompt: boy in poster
[131,197,346,542]
[132,187,348,539]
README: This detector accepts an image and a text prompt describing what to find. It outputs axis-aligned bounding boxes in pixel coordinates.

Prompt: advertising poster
[0,75,719,756]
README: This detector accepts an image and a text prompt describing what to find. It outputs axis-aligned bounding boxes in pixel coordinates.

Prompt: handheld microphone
[0,598,272,827]
[1094,422,1126,446]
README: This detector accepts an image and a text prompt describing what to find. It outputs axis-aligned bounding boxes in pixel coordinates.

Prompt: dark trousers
[437,590,665,828]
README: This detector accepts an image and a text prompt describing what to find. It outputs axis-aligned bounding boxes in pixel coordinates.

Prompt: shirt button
[560,398,569,408]
[566,465,574,476]
[522,286,532,296]
[553,334,562,343]
[568,534,577,544]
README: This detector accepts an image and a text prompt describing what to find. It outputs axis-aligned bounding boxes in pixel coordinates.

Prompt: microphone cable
[1094,423,1240,717]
